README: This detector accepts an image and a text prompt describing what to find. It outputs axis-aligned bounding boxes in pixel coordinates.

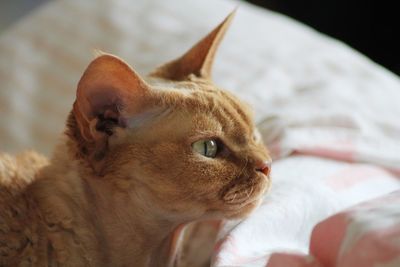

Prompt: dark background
[246,0,400,75]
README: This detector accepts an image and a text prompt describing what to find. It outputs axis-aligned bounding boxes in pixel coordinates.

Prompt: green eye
[192,139,218,158]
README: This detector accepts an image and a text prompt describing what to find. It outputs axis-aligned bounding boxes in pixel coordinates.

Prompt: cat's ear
[73,53,151,172]
[150,10,235,80]
[73,53,150,141]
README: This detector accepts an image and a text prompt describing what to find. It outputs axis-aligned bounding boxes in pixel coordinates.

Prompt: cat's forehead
[146,76,255,139]
[147,77,252,116]
[146,76,208,93]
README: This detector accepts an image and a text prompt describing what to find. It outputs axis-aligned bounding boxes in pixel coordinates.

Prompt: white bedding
[1,0,399,266]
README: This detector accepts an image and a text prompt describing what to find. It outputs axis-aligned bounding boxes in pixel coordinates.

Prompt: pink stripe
[339,222,400,267]
[325,165,394,191]
[310,213,348,267]
[387,167,400,178]
[267,253,322,267]
[294,147,355,163]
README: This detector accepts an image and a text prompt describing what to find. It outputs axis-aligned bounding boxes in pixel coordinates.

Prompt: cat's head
[67,12,271,220]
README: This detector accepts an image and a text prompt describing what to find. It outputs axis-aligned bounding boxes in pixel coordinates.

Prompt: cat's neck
[30,142,182,267]
[83,175,183,266]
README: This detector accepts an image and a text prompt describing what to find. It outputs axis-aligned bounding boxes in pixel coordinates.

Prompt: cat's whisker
[231,193,237,203]
[247,186,254,199]
[225,192,238,203]
[236,157,249,181]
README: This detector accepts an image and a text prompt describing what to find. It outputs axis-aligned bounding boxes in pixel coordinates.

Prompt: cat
[0,11,271,267]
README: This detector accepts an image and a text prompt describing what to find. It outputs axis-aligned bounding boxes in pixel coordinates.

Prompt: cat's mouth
[219,172,270,214]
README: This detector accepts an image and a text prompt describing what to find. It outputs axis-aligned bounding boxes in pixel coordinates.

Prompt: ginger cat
[0,12,271,267]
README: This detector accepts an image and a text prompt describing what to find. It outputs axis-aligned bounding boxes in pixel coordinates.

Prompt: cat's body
[0,141,183,266]
[0,152,49,265]
[0,150,101,266]
[0,12,271,267]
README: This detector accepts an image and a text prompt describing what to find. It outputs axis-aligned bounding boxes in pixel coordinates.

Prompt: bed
[1,0,399,266]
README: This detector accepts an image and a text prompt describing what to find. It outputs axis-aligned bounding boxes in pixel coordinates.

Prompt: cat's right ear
[150,10,235,81]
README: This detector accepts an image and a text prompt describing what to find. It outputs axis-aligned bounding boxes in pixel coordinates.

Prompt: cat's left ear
[150,10,236,80]
[73,53,152,173]
[74,53,151,140]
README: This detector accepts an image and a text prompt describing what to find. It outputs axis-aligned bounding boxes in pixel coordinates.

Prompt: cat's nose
[255,161,271,176]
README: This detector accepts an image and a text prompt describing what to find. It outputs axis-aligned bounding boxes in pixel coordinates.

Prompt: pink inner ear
[87,87,123,117]
[74,54,151,139]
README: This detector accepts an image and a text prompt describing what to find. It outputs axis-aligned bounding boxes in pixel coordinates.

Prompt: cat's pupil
[204,140,216,157]
[192,139,218,158]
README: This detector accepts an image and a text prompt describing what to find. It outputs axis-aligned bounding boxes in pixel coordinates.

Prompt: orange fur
[0,12,271,267]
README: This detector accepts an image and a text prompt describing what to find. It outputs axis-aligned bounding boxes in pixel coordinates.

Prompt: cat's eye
[192,139,218,158]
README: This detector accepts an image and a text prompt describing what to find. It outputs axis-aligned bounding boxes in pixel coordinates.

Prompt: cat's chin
[223,197,263,219]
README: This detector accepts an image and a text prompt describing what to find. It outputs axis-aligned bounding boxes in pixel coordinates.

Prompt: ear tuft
[93,48,107,58]
[150,10,236,80]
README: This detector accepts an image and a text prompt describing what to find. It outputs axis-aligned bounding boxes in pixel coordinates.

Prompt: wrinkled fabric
[265,191,400,267]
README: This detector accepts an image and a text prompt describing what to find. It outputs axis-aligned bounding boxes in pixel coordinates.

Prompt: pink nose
[256,161,271,175]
